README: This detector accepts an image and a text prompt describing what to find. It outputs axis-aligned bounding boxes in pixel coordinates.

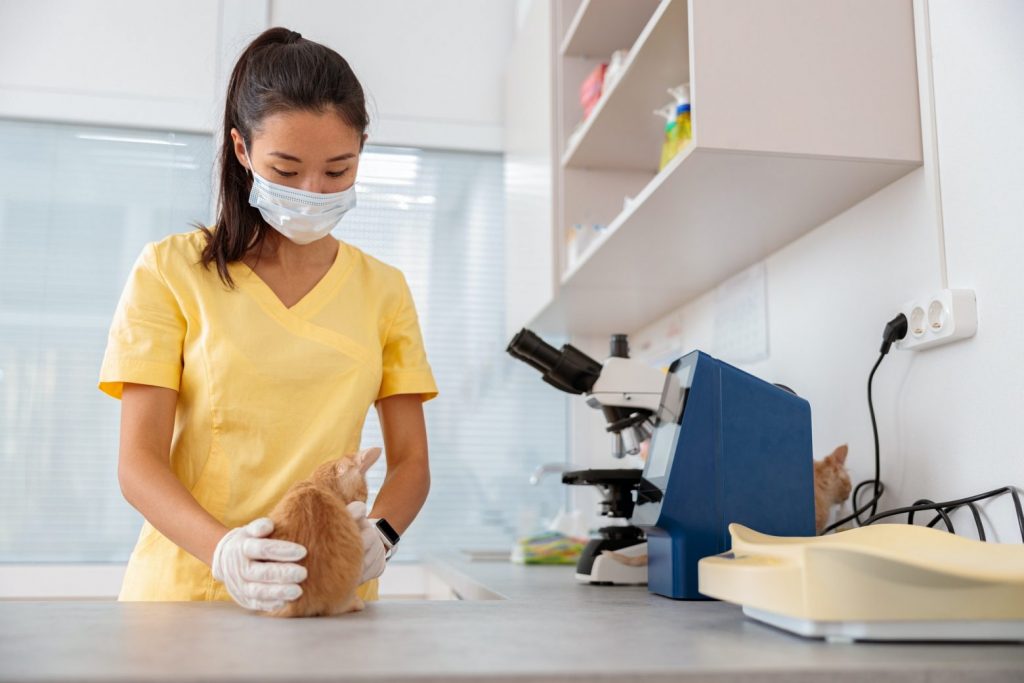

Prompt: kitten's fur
[262,447,382,618]
[814,444,852,534]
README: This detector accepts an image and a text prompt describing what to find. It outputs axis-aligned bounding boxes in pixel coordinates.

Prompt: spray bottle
[653,103,677,171]
[667,84,692,156]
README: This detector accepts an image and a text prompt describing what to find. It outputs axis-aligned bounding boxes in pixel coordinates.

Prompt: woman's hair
[197,27,369,287]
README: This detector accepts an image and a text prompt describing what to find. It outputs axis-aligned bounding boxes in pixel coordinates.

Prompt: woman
[98,27,437,611]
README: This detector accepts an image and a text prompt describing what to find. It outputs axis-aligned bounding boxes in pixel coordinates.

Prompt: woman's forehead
[251,109,362,159]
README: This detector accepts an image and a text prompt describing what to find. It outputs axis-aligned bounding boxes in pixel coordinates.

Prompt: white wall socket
[896,288,977,351]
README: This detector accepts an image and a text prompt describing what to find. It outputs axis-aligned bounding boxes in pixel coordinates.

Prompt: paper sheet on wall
[713,263,769,365]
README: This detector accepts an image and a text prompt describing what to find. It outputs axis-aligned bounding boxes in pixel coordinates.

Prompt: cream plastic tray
[699,523,1024,643]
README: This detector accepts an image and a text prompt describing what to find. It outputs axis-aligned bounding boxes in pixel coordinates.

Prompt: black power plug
[879,313,908,355]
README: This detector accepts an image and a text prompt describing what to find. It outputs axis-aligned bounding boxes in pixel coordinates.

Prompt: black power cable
[820,313,1024,542]
[821,313,905,534]
[821,354,886,534]
[865,352,885,519]
[870,487,1024,542]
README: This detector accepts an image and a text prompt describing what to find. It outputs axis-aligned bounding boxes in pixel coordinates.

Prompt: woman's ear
[229,127,250,172]
[355,447,383,475]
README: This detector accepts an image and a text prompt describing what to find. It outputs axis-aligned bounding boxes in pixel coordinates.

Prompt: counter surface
[2,553,1022,682]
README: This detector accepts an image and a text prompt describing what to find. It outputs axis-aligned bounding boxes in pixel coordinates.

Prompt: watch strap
[373,518,400,560]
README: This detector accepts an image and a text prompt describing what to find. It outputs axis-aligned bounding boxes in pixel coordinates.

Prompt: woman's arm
[369,393,430,535]
[117,382,229,566]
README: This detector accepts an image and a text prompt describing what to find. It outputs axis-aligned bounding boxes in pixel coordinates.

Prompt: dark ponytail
[197,27,369,287]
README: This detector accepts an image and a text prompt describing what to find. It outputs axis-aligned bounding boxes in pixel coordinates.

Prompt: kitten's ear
[830,444,849,465]
[355,447,383,475]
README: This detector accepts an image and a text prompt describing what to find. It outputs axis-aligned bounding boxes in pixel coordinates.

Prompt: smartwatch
[374,518,400,561]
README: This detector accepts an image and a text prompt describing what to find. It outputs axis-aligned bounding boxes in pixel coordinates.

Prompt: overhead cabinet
[529,0,921,335]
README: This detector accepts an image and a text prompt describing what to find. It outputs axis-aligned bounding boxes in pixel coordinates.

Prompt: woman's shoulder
[338,239,407,291]
[143,228,210,280]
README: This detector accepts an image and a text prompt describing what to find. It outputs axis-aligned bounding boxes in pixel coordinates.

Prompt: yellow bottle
[653,104,677,171]
[668,84,692,156]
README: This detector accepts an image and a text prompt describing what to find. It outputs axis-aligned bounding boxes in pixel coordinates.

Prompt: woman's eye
[273,168,297,178]
[327,170,348,178]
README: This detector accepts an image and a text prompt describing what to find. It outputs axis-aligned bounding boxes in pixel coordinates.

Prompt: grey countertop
[1,553,1023,682]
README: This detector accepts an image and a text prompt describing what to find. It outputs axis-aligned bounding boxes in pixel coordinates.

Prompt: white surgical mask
[243,144,357,245]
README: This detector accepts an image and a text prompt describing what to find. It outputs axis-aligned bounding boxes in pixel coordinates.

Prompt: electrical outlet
[896,289,977,351]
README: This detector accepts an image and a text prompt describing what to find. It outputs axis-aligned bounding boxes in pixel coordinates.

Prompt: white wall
[595,0,1024,541]
[504,0,556,339]
[0,0,515,152]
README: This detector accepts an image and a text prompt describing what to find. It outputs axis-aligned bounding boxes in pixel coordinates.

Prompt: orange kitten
[262,447,382,618]
[814,444,852,534]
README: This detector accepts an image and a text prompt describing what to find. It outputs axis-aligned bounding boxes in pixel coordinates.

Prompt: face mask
[243,144,357,245]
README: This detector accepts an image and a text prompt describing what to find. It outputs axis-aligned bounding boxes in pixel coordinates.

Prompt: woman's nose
[297,176,329,194]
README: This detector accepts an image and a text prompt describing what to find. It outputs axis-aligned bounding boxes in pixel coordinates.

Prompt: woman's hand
[347,501,386,584]
[211,517,308,611]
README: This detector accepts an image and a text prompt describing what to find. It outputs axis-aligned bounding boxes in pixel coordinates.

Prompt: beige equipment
[699,522,1024,643]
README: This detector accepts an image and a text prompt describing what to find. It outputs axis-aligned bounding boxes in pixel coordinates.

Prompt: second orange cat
[813,444,852,534]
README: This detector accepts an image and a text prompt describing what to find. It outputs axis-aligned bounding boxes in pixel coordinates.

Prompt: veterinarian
[98,27,437,611]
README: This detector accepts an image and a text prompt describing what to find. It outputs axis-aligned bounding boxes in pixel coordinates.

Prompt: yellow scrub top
[98,229,438,602]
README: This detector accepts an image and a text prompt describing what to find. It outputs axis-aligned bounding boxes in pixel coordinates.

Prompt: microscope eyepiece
[609,334,630,358]
[507,329,561,372]
[506,328,602,395]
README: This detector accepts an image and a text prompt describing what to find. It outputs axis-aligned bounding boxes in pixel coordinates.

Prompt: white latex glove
[211,517,308,612]
[347,501,387,584]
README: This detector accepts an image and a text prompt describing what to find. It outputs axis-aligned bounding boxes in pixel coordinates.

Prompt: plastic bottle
[653,103,677,171]
[667,84,692,156]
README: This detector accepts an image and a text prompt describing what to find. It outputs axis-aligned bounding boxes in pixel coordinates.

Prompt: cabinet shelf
[532,143,920,336]
[561,0,685,171]
[560,0,662,59]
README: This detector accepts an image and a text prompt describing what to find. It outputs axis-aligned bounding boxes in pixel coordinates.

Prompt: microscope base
[575,540,648,586]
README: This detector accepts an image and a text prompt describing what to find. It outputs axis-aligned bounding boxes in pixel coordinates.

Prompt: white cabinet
[503,0,559,339]
[0,0,233,133]
[527,0,922,335]
[273,0,514,152]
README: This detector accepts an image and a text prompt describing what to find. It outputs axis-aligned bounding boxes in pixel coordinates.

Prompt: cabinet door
[0,0,225,132]
[504,0,557,338]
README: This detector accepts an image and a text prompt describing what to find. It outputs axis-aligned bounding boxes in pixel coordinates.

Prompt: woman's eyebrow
[268,151,356,162]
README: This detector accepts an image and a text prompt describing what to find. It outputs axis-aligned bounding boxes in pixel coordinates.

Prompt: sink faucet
[529,462,569,486]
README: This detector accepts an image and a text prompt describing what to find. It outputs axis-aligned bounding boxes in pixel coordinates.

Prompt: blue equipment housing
[632,351,815,599]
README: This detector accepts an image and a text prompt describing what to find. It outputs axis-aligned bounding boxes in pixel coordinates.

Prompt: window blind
[0,119,567,563]
[349,147,568,559]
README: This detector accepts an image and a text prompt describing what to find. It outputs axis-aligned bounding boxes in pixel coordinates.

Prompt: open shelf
[532,143,921,336]
[560,0,662,59]
[523,0,923,337]
[561,0,687,172]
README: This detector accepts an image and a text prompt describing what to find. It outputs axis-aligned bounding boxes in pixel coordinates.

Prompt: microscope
[507,329,665,585]
[508,330,816,596]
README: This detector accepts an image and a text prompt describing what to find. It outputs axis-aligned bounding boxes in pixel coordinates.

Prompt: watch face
[375,518,400,545]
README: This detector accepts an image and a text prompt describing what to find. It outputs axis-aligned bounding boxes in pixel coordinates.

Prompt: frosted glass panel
[346,148,568,558]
